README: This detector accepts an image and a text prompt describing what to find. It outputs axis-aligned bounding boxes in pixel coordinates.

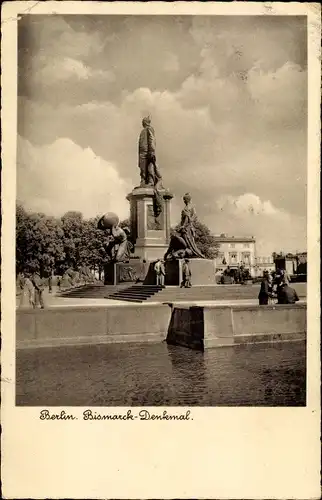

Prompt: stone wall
[17,303,306,350]
[16,304,172,349]
[167,303,307,349]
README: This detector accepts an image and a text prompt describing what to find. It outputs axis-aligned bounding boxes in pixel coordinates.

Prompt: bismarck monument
[101,115,215,286]
[127,115,173,261]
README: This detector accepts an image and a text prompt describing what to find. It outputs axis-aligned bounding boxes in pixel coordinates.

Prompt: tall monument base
[165,259,216,286]
[127,186,173,262]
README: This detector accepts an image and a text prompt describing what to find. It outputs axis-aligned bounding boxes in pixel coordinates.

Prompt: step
[109,297,144,303]
[112,290,158,297]
[125,287,164,292]
[108,295,150,301]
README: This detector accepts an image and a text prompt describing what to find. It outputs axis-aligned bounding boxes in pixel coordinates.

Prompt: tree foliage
[16,205,116,277]
[171,218,219,259]
[16,204,65,276]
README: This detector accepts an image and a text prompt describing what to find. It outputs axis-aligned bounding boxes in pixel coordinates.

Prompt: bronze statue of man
[138,116,162,188]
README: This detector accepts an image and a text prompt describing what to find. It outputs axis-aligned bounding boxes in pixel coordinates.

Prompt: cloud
[247,62,307,127]
[17,15,308,253]
[217,193,282,216]
[17,136,131,220]
[212,193,306,254]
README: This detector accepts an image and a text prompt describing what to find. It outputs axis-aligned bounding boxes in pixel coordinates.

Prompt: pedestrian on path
[25,274,35,308]
[258,271,273,305]
[31,271,45,309]
[154,259,165,286]
[18,272,35,308]
[17,272,26,307]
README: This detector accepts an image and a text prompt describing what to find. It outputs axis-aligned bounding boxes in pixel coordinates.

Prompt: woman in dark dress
[258,271,273,305]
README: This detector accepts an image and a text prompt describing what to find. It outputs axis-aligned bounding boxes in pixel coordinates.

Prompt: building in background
[254,255,275,277]
[214,234,256,276]
[273,252,307,280]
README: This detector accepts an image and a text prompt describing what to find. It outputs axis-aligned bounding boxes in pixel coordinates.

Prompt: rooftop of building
[214,233,256,242]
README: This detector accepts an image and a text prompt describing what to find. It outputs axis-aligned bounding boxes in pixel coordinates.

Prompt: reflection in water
[166,344,207,406]
[16,340,306,406]
[167,344,206,380]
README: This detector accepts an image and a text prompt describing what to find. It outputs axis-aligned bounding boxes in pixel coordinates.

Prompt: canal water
[16,340,306,406]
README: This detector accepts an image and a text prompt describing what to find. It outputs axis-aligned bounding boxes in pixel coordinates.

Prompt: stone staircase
[106,284,165,303]
[59,283,165,303]
[59,283,129,299]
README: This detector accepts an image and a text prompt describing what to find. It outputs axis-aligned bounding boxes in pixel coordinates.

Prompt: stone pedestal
[104,260,163,286]
[104,259,144,285]
[127,186,173,262]
[165,259,216,286]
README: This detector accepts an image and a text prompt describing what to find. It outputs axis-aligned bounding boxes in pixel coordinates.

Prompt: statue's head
[183,192,192,204]
[142,115,151,128]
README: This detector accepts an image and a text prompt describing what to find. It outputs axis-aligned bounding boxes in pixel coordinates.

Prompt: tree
[16,204,65,276]
[83,216,111,280]
[171,219,219,259]
[59,211,85,273]
[193,219,220,259]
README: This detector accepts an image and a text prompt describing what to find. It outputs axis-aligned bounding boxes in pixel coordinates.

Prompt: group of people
[258,269,299,305]
[220,265,251,285]
[17,271,46,309]
[154,258,192,288]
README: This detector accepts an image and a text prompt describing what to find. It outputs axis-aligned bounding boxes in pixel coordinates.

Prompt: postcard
[1,2,321,498]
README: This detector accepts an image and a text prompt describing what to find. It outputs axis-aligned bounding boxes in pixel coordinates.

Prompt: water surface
[16,340,306,406]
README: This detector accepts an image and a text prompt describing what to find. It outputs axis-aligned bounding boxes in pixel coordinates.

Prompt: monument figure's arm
[111,226,127,242]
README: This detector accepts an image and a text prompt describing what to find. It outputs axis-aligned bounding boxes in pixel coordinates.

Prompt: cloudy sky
[17,14,307,254]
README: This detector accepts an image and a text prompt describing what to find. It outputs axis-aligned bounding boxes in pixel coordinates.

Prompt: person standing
[25,273,35,308]
[17,272,26,307]
[18,272,35,308]
[258,271,273,305]
[154,259,165,286]
[48,271,53,294]
[281,268,291,285]
[31,271,45,309]
[181,258,192,288]
[159,260,166,286]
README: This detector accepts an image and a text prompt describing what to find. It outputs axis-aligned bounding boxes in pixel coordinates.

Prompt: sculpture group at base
[164,193,204,260]
[97,213,133,263]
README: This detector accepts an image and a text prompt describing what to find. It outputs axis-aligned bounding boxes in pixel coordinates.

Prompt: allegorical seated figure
[97,213,133,263]
[164,193,204,260]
